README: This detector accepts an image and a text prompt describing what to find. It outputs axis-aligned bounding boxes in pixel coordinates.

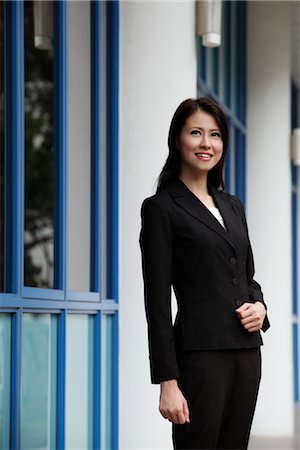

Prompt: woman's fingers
[183,398,190,423]
[159,380,190,424]
[235,301,266,332]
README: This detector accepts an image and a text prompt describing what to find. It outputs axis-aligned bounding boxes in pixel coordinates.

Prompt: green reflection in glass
[0,1,12,293]
[101,314,112,450]
[65,314,94,450]
[0,314,11,450]
[21,314,57,450]
[24,1,56,288]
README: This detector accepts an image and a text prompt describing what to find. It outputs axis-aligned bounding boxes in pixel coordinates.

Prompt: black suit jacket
[140,177,270,384]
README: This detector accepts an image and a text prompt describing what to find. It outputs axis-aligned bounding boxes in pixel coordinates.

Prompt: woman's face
[178,109,223,176]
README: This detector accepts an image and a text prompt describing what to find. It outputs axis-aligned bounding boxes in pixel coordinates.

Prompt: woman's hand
[235,301,267,332]
[159,379,190,425]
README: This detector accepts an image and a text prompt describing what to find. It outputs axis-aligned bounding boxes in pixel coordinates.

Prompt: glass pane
[0,2,12,293]
[24,1,56,288]
[65,314,94,449]
[197,36,204,81]
[0,314,11,449]
[21,314,57,450]
[67,0,91,291]
[101,314,112,450]
[206,47,218,93]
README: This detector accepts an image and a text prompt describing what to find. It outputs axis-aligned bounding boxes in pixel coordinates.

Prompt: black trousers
[173,348,261,450]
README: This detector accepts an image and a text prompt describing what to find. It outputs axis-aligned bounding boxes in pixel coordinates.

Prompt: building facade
[0,0,298,449]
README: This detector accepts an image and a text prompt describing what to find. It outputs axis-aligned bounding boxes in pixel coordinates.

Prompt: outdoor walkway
[248,406,300,449]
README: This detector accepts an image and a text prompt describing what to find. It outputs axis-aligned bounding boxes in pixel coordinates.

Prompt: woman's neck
[179,171,215,208]
[179,170,208,195]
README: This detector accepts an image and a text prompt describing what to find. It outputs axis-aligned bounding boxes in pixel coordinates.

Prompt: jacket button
[235,300,242,307]
[232,278,239,285]
[230,257,237,265]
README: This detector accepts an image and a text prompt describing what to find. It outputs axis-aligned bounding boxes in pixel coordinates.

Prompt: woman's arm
[139,195,180,383]
[233,196,270,332]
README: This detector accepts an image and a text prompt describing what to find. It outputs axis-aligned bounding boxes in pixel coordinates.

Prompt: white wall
[247,1,294,437]
[119,1,196,448]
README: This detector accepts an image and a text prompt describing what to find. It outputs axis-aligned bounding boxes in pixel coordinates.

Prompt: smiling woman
[140,96,270,450]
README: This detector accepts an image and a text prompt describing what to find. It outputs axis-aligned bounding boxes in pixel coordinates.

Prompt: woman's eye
[191,130,200,136]
[211,132,221,137]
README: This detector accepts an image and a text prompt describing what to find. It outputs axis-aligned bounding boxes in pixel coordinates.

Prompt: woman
[139,97,270,450]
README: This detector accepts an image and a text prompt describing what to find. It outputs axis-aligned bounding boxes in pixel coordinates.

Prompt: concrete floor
[248,406,300,450]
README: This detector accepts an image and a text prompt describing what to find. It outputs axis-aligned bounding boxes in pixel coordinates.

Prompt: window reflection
[0,1,12,293]
[21,314,57,450]
[65,314,94,449]
[24,1,56,288]
[0,314,11,449]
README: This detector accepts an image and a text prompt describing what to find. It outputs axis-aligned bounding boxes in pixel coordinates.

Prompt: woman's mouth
[195,152,213,161]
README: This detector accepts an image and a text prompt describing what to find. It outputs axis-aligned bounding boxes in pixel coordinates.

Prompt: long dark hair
[157,97,229,192]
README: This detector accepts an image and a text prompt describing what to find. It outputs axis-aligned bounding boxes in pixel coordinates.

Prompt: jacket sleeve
[139,196,181,383]
[234,196,270,332]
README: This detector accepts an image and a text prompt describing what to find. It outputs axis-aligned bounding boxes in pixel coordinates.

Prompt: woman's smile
[194,151,213,161]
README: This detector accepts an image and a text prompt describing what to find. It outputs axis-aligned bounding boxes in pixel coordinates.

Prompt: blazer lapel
[166,178,237,252]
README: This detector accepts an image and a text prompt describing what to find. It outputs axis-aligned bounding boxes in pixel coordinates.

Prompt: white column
[119,1,197,448]
[247,1,294,436]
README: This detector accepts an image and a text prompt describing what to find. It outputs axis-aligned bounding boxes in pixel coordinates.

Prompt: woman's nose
[200,134,211,148]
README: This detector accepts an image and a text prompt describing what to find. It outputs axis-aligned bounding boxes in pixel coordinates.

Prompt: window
[0,313,11,449]
[0,2,13,293]
[24,1,57,288]
[0,1,119,447]
[65,314,94,449]
[21,314,57,449]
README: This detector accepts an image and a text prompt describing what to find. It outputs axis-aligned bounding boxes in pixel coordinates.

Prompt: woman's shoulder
[141,189,172,216]
[215,188,244,209]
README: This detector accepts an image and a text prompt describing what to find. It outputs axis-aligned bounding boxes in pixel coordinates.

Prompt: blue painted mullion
[57,0,67,297]
[106,0,118,303]
[9,2,23,446]
[56,1,67,449]
[106,1,119,449]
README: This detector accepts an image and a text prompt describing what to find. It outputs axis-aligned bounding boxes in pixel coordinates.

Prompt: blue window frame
[291,81,299,403]
[197,1,246,204]
[0,0,119,448]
